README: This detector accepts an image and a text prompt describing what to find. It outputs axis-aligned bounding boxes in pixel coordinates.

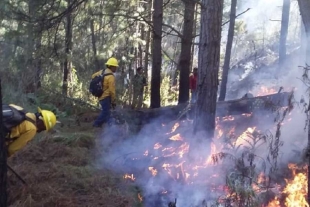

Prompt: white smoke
[95,1,310,206]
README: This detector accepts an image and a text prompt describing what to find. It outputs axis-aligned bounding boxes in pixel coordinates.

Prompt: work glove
[111,102,116,110]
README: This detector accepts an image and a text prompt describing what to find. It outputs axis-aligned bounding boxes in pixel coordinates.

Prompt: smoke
[94,1,310,206]
[96,60,309,206]
[237,0,283,34]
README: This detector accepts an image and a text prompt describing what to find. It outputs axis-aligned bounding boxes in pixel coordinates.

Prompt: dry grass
[7,122,140,207]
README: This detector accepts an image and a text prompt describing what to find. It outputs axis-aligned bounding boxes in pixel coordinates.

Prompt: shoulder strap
[103,72,113,76]
[25,116,36,126]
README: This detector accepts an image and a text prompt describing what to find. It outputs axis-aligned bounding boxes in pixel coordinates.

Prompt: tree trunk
[34,33,42,90]
[150,0,163,108]
[139,22,144,68]
[190,4,198,70]
[300,20,307,64]
[62,0,73,96]
[296,0,310,203]
[25,0,35,92]
[278,0,291,67]
[178,0,196,104]
[143,0,152,102]
[90,18,100,70]
[0,79,7,206]
[194,0,224,139]
[218,0,237,101]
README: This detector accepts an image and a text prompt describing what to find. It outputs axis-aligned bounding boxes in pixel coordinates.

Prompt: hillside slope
[6,121,140,207]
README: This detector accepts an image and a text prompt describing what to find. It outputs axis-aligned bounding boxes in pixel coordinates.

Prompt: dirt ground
[6,121,141,207]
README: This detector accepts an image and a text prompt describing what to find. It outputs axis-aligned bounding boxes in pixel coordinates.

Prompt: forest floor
[7,118,141,207]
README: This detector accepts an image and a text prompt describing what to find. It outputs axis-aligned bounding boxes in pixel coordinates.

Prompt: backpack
[89,71,113,97]
[2,105,35,133]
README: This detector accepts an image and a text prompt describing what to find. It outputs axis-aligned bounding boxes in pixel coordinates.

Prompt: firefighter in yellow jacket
[92,57,118,127]
[6,104,58,157]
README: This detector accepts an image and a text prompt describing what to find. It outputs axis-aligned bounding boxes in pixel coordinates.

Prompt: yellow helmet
[105,57,119,67]
[38,107,57,131]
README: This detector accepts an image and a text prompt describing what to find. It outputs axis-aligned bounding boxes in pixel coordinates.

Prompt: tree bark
[62,0,73,96]
[143,0,152,100]
[24,0,35,93]
[177,0,196,104]
[139,22,144,68]
[90,18,100,70]
[34,33,42,89]
[150,0,163,108]
[194,0,224,139]
[0,79,7,206]
[279,0,291,67]
[190,4,198,70]
[296,0,310,203]
[218,0,237,101]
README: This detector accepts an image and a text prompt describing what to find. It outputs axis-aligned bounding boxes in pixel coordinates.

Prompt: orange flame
[138,193,143,202]
[169,133,183,141]
[123,173,135,181]
[148,167,158,176]
[284,164,309,207]
[166,122,180,134]
[267,164,309,207]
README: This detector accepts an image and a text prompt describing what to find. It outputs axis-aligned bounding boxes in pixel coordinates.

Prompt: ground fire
[119,87,308,206]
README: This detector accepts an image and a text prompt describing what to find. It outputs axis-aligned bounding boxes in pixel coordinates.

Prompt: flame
[148,167,158,176]
[123,173,135,181]
[138,193,143,202]
[284,164,309,207]
[235,127,256,146]
[154,142,162,149]
[169,133,183,141]
[251,86,278,96]
[166,122,180,134]
[122,86,299,205]
[267,197,280,207]
[267,164,309,207]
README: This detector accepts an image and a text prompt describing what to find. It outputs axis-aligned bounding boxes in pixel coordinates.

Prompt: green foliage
[160,75,178,106]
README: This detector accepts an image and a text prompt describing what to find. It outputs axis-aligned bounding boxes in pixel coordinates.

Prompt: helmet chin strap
[35,112,43,121]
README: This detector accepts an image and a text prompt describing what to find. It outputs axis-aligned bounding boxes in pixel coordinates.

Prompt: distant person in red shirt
[189,67,198,103]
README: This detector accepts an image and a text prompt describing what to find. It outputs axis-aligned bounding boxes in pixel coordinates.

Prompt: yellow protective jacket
[6,105,37,157]
[91,68,116,103]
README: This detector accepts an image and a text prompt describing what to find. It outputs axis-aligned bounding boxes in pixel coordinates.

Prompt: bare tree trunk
[25,0,35,93]
[150,0,163,108]
[139,23,144,67]
[300,20,307,64]
[90,18,100,70]
[62,0,73,96]
[279,0,291,67]
[178,0,196,104]
[194,0,224,139]
[0,79,8,206]
[34,34,42,89]
[190,4,198,70]
[218,0,237,101]
[296,0,310,203]
[143,0,152,107]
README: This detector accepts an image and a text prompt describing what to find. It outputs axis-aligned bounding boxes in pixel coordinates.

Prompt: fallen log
[77,91,293,127]
[119,91,293,124]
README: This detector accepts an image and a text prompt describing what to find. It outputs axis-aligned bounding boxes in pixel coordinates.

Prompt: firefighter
[5,104,58,157]
[132,67,147,109]
[92,57,118,127]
